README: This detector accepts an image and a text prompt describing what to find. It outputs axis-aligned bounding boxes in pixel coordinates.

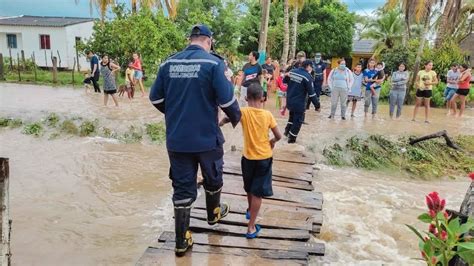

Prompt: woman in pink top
[450,63,472,118]
[132,52,145,97]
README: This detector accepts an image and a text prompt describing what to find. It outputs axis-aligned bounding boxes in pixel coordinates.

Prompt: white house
[0,15,94,71]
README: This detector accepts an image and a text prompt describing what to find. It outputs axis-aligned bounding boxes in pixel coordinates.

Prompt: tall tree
[361,9,404,55]
[435,0,474,47]
[88,0,115,21]
[281,0,290,63]
[288,0,304,59]
[258,0,272,55]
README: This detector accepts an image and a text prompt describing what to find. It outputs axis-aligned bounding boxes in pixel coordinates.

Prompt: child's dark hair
[460,63,470,69]
[251,51,259,61]
[247,83,264,101]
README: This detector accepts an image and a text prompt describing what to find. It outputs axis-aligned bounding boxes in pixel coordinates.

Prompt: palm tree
[281,0,290,64]
[435,0,474,47]
[258,0,272,55]
[288,0,304,60]
[361,9,404,56]
[86,0,115,21]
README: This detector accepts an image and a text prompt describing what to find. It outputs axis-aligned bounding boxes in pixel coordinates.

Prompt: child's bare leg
[248,194,262,233]
[111,94,119,107]
[424,98,430,122]
[412,97,421,121]
[450,95,458,116]
[458,95,466,117]
[247,193,252,211]
[351,101,357,115]
[139,79,145,97]
[104,94,109,106]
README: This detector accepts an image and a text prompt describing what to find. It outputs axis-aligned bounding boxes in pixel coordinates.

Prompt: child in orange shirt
[220,83,282,238]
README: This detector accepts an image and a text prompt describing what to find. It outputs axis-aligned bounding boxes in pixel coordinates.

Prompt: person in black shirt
[241,51,263,107]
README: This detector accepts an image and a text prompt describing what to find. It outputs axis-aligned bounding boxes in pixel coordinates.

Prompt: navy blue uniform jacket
[284,67,317,113]
[149,45,241,153]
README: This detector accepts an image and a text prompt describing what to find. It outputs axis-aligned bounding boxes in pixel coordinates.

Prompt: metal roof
[0,15,94,27]
[352,39,377,54]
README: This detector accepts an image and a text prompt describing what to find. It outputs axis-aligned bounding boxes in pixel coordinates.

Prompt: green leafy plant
[22,122,43,137]
[119,125,143,143]
[406,189,474,265]
[45,113,60,127]
[145,122,166,143]
[0,117,22,128]
[79,120,97,137]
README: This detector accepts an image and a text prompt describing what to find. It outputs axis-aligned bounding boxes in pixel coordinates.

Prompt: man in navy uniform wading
[149,24,241,256]
[284,60,318,143]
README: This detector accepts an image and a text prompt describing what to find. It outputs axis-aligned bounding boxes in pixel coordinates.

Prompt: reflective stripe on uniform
[161,58,219,67]
[308,93,316,97]
[151,98,164,104]
[291,72,309,82]
[219,97,236,108]
[289,131,298,137]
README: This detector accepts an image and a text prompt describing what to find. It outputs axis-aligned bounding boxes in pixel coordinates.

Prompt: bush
[120,125,143,143]
[22,122,43,137]
[0,117,22,128]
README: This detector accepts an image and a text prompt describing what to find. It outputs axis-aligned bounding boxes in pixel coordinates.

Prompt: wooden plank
[194,195,323,225]
[189,218,310,241]
[0,158,10,266]
[224,154,313,174]
[273,150,315,165]
[207,190,322,211]
[138,245,308,265]
[224,161,313,183]
[158,231,324,256]
[224,174,314,191]
[154,237,310,261]
[190,209,312,231]
[220,179,323,207]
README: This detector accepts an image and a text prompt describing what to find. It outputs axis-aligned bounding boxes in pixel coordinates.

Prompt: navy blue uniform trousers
[285,111,305,139]
[168,145,224,204]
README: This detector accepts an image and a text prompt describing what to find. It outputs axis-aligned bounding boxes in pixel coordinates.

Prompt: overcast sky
[0,0,385,17]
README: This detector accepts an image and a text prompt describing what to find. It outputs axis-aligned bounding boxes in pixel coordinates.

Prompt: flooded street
[0,83,473,265]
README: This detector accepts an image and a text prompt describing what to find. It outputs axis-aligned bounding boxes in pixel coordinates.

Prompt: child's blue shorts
[241,156,273,197]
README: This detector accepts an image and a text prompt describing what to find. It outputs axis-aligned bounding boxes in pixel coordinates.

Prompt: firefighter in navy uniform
[306,52,326,111]
[149,24,241,256]
[284,60,318,143]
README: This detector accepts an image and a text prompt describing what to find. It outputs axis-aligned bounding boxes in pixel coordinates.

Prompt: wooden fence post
[0,158,11,266]
[8,49,13,71]
[0,53,4,81]
[20,50,25,70]
[16,53,20,82]
[72,58,76,85]
[32,52,37,82]
[52,56,58,83]
[44,50,47,68]
[56,50,61,68]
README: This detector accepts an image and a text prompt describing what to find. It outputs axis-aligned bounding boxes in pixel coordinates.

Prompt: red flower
[429,210,436,218]
[441,230,447,241]
[469,172,474,181]
[443,211,450,220]
[429,223,437,234]
[421,251,427,259]
[426,192,445,213]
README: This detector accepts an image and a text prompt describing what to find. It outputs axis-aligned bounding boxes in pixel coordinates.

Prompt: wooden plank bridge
[137,149,325,265]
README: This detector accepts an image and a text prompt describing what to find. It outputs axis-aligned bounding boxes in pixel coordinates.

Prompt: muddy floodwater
[0,83,472,265]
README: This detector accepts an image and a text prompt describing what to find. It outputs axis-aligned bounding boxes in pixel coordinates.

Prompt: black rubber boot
[174,205,193,257]
[288,136,297,144]
[205,188,230,225]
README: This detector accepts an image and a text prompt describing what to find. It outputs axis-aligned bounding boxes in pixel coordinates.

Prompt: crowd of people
[83,51,146,107]
[229,51,472,124]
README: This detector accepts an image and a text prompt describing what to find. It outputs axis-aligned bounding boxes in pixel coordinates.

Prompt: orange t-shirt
[240,107,277,160]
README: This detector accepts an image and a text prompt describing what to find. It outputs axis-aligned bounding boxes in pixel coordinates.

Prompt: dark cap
[302,60,313,68]
[190,24,213,38]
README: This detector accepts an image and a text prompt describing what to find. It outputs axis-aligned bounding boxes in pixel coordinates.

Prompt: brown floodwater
[0,83,472,265]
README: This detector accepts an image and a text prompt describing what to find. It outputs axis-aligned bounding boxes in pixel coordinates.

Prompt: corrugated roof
[352,39,377,54]
[0,15,94,27]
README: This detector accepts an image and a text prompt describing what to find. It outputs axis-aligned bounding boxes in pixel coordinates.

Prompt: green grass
[0,117,23,128]
[79,120,97,137]
[60,119,79,135]
[22,122,43,137]
[145,122,166,143]
[2,69,154,88]
[322,134,474,179]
